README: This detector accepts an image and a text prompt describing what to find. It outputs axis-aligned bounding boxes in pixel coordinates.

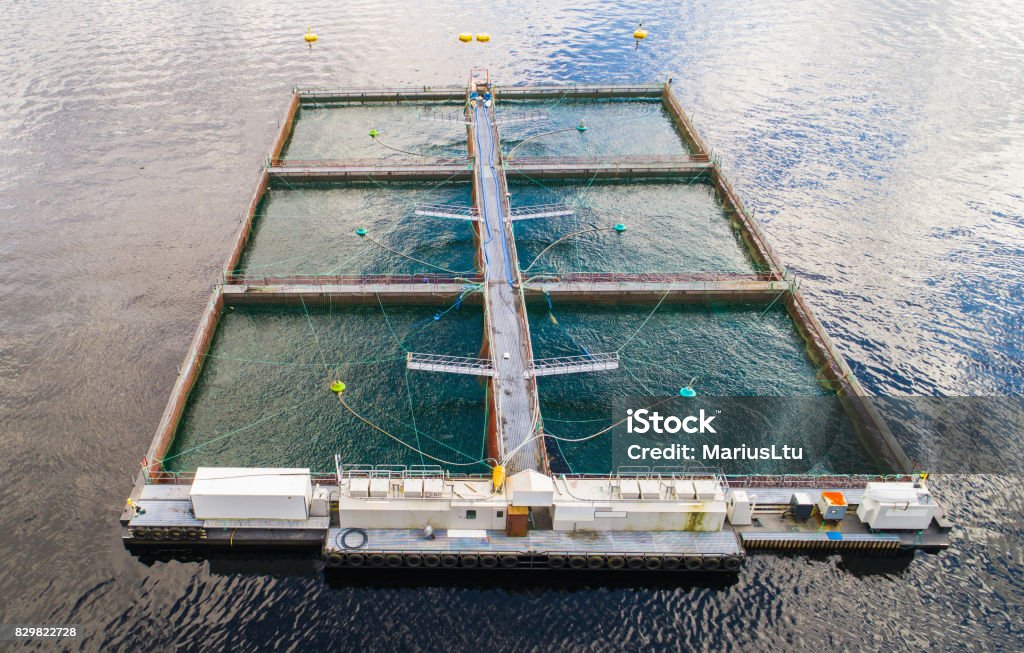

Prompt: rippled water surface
[1,0,1023,650]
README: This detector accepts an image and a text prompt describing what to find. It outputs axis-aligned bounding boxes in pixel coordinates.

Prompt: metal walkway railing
[413,203,481,221]
[493,110,550,125]
[406,352,496,377]
[509,203,575,221]
[527,352,620,377]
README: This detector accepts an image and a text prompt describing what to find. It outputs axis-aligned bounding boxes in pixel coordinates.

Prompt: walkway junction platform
[123,74,950,574]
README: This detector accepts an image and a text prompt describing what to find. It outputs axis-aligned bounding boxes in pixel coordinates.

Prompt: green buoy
[355,228,367,236]
[576,121,587,132]
[330,380,346,394]
[614,223,627,232]
[678,386,696,397]
[369,129,379,138]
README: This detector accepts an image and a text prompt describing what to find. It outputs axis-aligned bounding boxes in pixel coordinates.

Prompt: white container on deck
[727,490,753,526]
[856,482,938,531]
[189,467,312,520]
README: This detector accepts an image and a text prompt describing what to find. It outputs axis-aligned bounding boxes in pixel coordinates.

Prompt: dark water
[1,0,1022,650]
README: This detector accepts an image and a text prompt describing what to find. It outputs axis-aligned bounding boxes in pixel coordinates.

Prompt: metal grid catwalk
[471,101,546,474]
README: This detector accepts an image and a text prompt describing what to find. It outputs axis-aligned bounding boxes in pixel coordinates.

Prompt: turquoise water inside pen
[235,182,477,277]
[283,101,468,160]
[509,179,761,275]
[498,99,691,157]
[166,305,489,474]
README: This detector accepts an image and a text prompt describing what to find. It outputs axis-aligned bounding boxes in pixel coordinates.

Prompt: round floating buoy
[679,386,696,397]
[614,223,627,233]
[304,26,318,45]
[355,228,367,237]
[369,129,379,138]
[634,23,648,40]
[330,380,346,394]
[458,33,473,42]
[576,121,588,132]
[476,33,490,42]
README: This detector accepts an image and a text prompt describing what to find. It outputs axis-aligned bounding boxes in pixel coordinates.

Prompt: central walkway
[471,100,546,474]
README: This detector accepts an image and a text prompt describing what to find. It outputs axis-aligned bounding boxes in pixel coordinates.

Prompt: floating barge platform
[122,75,951,573]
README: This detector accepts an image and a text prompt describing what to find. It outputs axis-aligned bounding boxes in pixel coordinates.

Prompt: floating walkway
[468,98,548,474]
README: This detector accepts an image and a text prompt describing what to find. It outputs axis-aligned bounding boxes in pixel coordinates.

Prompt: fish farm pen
[122,73,951,573]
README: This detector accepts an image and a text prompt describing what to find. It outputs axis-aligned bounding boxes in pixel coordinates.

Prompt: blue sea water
[0,0,1022,649]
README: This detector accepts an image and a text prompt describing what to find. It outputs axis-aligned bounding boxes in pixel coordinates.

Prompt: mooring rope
[361,234,476,275]
[298,294,331,373]
[338,394,495,468]
[615,288,672,353]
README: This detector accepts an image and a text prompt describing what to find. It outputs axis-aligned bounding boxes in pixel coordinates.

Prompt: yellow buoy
[458,32,473,42]
[491,464,505,491]
[476,33,490,42]
[634,22,647,39]
[304,26,318,45]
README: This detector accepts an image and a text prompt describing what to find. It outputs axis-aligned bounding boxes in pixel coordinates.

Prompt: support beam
[528,353,620,377]
[496,85,664,99]
[298,87,468,103]
[407,352,496,377]
[507,156,711,180]
[221,279,482,306]
[268,161,472,183]
[523,275,790,304]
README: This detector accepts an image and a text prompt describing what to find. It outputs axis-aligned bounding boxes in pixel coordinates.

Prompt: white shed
[507,469,555,507]
[190,467,312,520]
